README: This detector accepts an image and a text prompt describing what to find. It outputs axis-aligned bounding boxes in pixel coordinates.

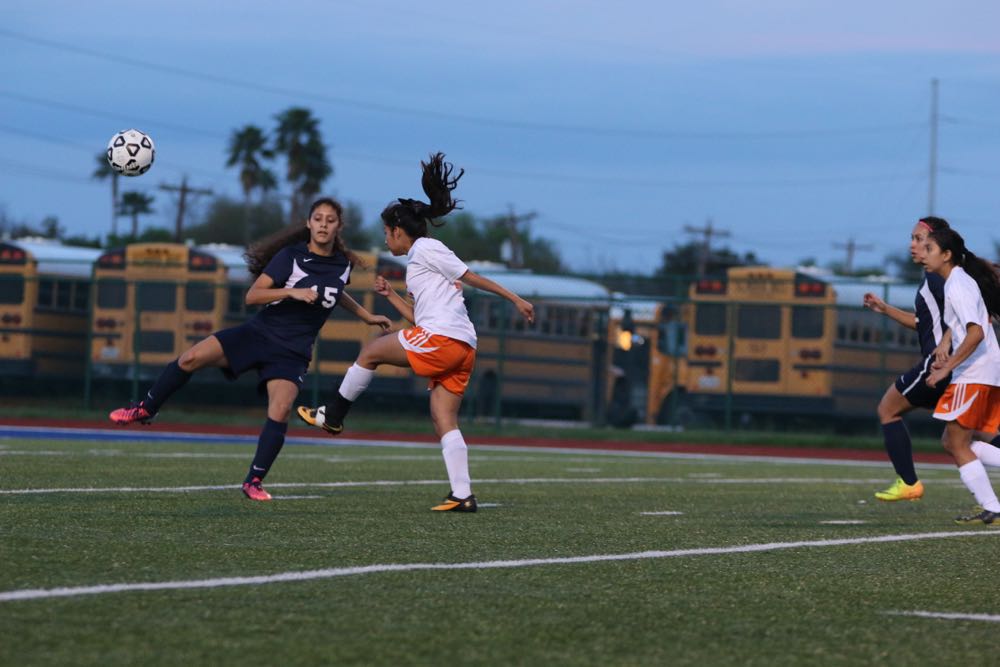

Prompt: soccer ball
[106,129,155,177]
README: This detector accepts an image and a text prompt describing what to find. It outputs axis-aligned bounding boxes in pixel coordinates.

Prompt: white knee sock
[441,429,472,499]
[971,441,1000,467]
[958,460,1000,513]
[339,363,375,402]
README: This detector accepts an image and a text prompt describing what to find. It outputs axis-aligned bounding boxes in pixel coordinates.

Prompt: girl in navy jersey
[921,228,1000,523]
[863,217,953,502]
[109,198,391,501]
[298,153,535,512]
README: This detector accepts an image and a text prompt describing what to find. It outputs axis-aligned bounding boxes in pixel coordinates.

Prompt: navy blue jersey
[249,243,352,358]
[914,271,947,356]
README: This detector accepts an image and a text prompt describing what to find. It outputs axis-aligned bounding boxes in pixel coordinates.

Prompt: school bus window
[317,338,362,362]
[737,305,781,339]
[97,279,126,309]
[791,305,825,339]
[138,282,176,312]
[694,303,726,336]
[139,331,175,353]
[373,298,399,320]
[734,359,780,382]
[185,282,215,312]
[226,286,244,318]
[37,278,54,308]
[0,275,25,304]
[72,281,89,312]
[861,327,871,344]
[56,280,72,309]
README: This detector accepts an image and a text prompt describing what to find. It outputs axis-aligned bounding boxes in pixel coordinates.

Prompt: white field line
[2,530,997,603]
[885,610,1000,623]
[640,511,684,516]
[819,520,868,525]
[0,476,913,496]
[0,424,965,470]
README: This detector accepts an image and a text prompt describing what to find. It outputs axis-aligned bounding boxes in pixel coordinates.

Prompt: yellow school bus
[0,238,100,378]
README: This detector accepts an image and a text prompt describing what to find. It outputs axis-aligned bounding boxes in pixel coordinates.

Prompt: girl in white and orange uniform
[922,227,1000,524]
[298,153,534,512]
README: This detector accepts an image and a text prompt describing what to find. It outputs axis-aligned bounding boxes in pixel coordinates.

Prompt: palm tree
[273,107,331,222]
[226,124,276,243]
[91,153,120,237]
[117,192,155,238]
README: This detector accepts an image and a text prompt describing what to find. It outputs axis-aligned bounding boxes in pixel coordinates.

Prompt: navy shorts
[894,353,949,410]
[213,322,309,395]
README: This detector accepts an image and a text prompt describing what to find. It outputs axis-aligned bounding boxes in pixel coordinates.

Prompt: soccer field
[3,432,999,665]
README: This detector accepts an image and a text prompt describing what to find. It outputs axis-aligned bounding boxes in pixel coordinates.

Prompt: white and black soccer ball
[106,129,155,177]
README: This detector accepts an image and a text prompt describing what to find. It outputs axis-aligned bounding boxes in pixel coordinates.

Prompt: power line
[0,28,927,141]
[684,218,730,277]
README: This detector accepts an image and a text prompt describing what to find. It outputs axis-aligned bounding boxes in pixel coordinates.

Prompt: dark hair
[245,197,359,278]
[928,227,1000,320]
[918,216,950,232]
[380,152,463,239]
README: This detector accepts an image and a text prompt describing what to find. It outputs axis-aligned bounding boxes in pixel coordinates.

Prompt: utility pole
[928,77,939,216]
[159,177,213,242]
[497,205,537,269]
[683,217,730,277]
[832,238,874,274]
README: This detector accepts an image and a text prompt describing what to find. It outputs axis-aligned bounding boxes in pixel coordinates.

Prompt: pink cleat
[109,402,156,425]
[241,477,272,501]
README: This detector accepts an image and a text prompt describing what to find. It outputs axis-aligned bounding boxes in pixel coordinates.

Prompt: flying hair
[382,152,464,238]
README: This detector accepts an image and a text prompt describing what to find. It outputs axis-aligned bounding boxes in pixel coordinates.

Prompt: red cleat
[109,402,156,425]
[241,477,272,501]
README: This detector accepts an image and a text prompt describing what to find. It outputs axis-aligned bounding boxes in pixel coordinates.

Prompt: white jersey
[942,266,1000,386]
[405,237,477,348]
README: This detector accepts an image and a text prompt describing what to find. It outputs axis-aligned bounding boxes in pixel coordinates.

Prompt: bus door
[786,274,834,398]
[181,248,225,350]
[685,280,729,399]
[727,272,790,398]
[128,245,187,365]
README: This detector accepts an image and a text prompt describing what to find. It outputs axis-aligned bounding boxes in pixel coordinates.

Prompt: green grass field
[3,433,999,665]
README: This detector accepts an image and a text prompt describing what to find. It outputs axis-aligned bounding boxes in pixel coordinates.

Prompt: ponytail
[381,152,463,238]
[929,227,1000,319]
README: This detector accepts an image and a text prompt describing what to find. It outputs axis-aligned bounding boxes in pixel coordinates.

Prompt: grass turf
[2,435,998,665]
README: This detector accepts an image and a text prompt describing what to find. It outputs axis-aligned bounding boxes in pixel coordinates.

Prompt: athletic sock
[971,441,1000,467]
[323,363,375,425]
[441,429,472,499]
[881,420,918,485]
[338,363,375,401]
[244,418,288,483]
[142,359,192,414]
[958,459,1000,513]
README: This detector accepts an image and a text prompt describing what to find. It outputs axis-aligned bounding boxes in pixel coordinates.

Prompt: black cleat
[431,492,477,513]
[954,508,1000,525]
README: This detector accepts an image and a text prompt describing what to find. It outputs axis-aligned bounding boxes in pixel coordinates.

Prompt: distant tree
[427,212,565,274]
[117,192,155,237]
[185,197,285,246]
[91,152,120,237]
[226,124,277,244]
[39,216,63,239]
[106,227,173,247]
[273,107,331,223]
[61,234,102,248]
[340,201,373,252]
[885,252,924,282]
[655,241,759,279]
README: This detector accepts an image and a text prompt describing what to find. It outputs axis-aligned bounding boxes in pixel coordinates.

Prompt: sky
[2,1,1000,276]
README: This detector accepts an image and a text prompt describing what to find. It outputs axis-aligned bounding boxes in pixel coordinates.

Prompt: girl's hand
[290,288,319,304]
[367,314,392,331]
[863,293,886,314]
[374,275,392,297]
[515,298,534,324]
[926,367,948,387]
[932,346,950,368]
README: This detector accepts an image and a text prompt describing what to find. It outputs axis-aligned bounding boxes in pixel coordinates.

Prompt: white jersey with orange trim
[405,237,477,349]
[942,266,1000,386]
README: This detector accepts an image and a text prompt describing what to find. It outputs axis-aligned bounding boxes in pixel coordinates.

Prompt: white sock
[958,460,1000,513]
[971,441,1000,467]
[339,363,375,402]
[441,429,472,499]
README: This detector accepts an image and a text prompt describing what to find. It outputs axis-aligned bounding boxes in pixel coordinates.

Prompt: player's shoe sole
[296,405,343,436]
[109,403,156,426]
[874,478,924,502]
[431,492,477,512]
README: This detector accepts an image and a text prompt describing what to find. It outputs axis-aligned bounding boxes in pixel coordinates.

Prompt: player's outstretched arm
[460,270,534,323]
[863,292,917,329]
[374,275,414,324]
[245,273,318,306]
[339,292,391,331]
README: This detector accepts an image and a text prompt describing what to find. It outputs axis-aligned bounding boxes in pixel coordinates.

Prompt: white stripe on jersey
[918,280,944,346]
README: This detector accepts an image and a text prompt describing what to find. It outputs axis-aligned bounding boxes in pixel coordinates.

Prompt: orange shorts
[933,383,1000,433]
[398,327,476,396]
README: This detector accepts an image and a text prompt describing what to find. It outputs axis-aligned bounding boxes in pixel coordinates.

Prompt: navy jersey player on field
[863,216,954,502]
[110,198,391,500]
